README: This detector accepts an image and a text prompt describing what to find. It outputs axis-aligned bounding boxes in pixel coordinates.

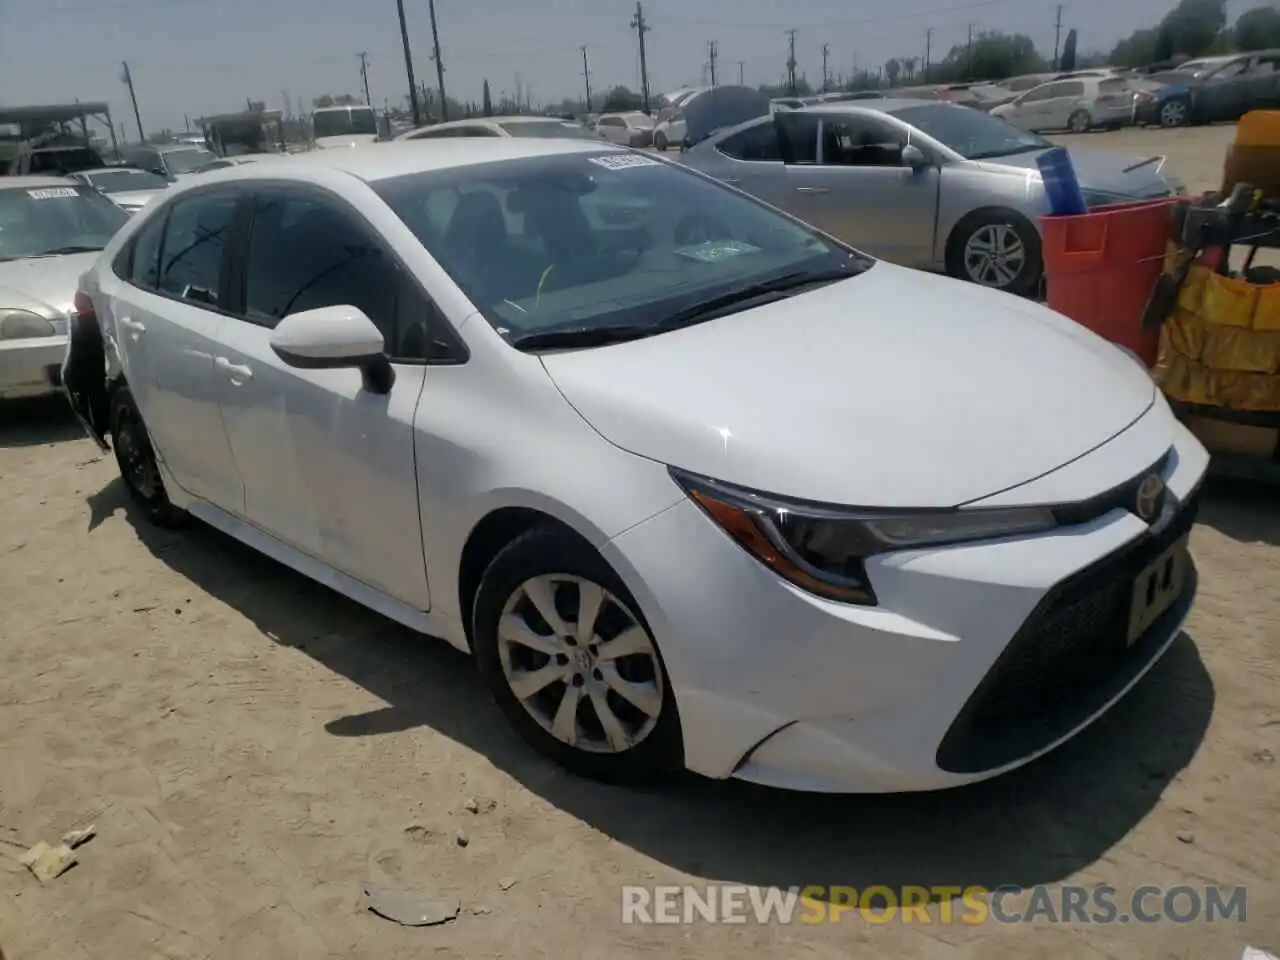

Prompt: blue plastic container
[1036,146,1088,216]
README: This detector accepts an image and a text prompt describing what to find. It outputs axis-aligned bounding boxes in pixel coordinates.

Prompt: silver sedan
[680,100,1183,296]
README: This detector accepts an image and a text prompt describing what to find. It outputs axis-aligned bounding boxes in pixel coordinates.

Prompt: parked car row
[26,137,1205,797]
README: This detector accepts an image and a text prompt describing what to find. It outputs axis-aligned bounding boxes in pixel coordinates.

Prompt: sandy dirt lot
[1,125,1278,960]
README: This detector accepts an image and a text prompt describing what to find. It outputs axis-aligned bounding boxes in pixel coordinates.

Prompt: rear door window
[156,191,238,308]
[717,122,782,161]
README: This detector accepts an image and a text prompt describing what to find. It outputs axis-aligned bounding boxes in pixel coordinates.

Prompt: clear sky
[0,0,1260,135]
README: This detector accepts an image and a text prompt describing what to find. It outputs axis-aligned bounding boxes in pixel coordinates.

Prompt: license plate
[1126,535,1189,645]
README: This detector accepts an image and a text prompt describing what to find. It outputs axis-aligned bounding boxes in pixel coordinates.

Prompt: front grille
[936,484,1202,774]
[1050,451,1172,526]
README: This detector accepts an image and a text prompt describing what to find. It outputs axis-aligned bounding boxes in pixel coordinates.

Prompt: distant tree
[901,56,919,81]
[885,58,901,85]
[602,85,643,111]
[933,31,1047,82]
[1234,5,1280,51]
[1163,0,1227,56]
[1059,28,1078,71]
[1110,28,1160,67]
[482,79,493,116]
[1153,23,1176,60]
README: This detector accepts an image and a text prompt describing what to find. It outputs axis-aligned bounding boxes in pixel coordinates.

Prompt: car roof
[199,138,622,184]
[0,175,84,190]
[76,166,156,175]
[795,98,942,114]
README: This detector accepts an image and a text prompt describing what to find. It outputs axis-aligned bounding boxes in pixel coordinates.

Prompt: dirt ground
[2,125,1278,960]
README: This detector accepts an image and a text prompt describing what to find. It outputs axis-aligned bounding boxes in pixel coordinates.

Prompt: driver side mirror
[270,304,396,394]
[901,144,928,172]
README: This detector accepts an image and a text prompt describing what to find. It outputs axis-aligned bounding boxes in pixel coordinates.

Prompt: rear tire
[472,525,683,784]
[1159,99,1189,128]
[654,131,668,151]
[110,385,191,529]
[946,210,1042,299]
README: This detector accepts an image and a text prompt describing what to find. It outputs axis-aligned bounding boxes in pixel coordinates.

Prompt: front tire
[472,526,683,784]
[110,385,190,529]
[947,210,1042,298]
[654,131,668,151]
[1067,109,1091,133]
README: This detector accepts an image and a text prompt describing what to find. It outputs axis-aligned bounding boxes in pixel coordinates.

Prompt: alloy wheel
[1069,111,1090,133]
[962,223,1027,289]
[497,574,664,754]
[1160,101,1187,127]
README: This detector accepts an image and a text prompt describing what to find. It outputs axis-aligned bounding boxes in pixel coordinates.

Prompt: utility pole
[966,23,974,80]
[821,43,830,91]
[1052,3,1064,70]
[121,61,145,142]
[581,46,592,109]
[184,113,191,131]
[358,52,372,104]
[737,60,745,85]
[631,2,652,114]
[708,40,718,87]
[923,28,933,84]
[395,0,421,126]
[428,0,448,121]
[786,29,798,95]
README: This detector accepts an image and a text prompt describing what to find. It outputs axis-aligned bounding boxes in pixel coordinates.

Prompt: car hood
[978,147,1177,201]
[541,263,1156,508]
[314,134,379,149]
[109,188,165,210]
[0,251,100,318]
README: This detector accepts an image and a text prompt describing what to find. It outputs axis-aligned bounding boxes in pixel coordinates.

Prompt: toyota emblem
[1134,474,1164,522]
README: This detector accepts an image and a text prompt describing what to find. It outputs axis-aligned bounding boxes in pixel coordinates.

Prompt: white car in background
[0,177,128,399]
[653,88,704,150]
[312,104,380,149]
[68,167,171,214]
[66,139,1207,794]
[397,115,600,141]
[991,75,1144,133]
[594,112,655,147]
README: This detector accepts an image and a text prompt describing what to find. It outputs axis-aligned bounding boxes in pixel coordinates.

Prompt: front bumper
[0,335,68,399]
[603,419,1208,793]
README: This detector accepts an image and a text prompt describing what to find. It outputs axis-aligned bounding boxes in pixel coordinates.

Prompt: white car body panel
[71,140,1209,793]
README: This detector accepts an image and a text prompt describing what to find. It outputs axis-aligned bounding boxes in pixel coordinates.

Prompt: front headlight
[0,309,57,340]
[672,469,1057,606]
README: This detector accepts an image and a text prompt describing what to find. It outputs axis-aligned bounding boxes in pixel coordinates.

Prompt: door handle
[794,185,830,194]
[117,316,146,338]
[214,356,254,382]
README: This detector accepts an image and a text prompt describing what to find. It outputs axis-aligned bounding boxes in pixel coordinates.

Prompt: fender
[62,304,111,452]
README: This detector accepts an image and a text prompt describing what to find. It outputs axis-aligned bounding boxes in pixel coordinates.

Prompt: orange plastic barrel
[1039,198,1182,366]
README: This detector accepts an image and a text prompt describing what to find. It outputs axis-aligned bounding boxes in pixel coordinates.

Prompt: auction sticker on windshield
[587,154,661,170]
[27,188,79,200]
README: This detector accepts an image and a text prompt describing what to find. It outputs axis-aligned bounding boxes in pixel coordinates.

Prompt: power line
[1052,3,1064,70]
[630,1,652,114]
[358,51,371,104]
[581,45,592,109]
[427,0,448,121]
[786,29,798,95]
[708,40,718,87]
[120,61,145,142]
[395,0,421,126]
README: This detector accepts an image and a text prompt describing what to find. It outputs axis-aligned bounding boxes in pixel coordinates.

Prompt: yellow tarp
[1153,264,1280,412]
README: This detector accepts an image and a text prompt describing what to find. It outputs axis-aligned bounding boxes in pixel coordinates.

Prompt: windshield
[0,185,128,262]
[28,147,103,175]
[374,152,871,345]
[499,120,599,139]
[85,170,170,193]
[163,148,216,174]
[314,108,378,138]
[891,103,1050,159]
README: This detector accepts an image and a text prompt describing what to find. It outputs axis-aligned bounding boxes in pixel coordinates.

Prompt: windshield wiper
[652,269,856,332]
[30,245,104,257]
[510,324,655,351]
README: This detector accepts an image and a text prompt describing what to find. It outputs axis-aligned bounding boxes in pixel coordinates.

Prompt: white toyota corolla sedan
[65,139,1209,793]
